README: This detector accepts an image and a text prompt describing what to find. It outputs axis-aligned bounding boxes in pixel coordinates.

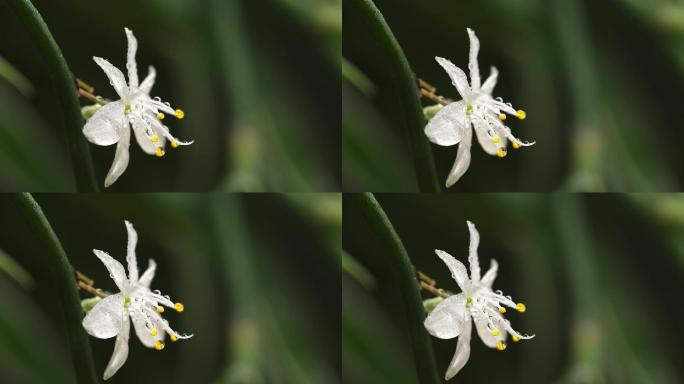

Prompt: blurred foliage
[0,193,339,383]
[343,0,684,191]
[0,0,340,192]
[343,193,684,383]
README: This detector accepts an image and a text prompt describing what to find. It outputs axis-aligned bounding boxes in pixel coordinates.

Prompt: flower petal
[445,318,472,380]
[124,28,139,88]
[474,312,507,349]
[466,28,481,89]
[93,57,128,99]
[104,121,131,188]
[466,221,481,282]
[445,123,472,187]
[83,101,125,146]
[424,101,466,146]
[435,249,469,291]
[82,293,125,339]
[93,250,128,292]
[435,57,469,99]
[480,66,498,95]
[424,293,466,339]
[124,221,139,282]
[139,66,156,94]
[103,313,130,380]
[472,118,503,156]
[138,259,157,287]
[131,311,165,348]
[480,259,498,287]
[131,117,163,155]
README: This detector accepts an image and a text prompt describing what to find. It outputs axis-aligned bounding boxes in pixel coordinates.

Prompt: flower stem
[11,193,98,384]
[348,193,440,383]
[345,0,440,191]
[7,0,98,191]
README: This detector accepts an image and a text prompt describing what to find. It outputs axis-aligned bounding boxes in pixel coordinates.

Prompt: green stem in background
[346,0,440,192]
[6,0,98,191]
[349,193,440,384]
[11,193,98,384]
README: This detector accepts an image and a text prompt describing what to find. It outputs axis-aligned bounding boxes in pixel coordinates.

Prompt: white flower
[425,28,534,187]
[82,221,192,380]
[83,28,193,187]
[424,221,534,380]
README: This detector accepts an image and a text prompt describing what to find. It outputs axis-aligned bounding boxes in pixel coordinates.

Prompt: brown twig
[75,78,94,94]
[416,270,435,286]
[75,270,94,286]
[419,88,450,106]
[420,281,450,298]
[78,281,109,298]
[78,88,109,105]
[417,78,436,94]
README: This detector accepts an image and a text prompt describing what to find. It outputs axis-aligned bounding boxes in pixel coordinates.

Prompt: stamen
[156,113,165,120]
[491,328,500,336]
[150,328,158,336]
[497,148,507,158]
[154,341,165,350]
[491,136,500,143]
[175,109,185,119]
[512,335,520,342]
[516,110,526,120]
[516,303,526,313]
[498,114,506,121]
[150,136,158,143]
[174,302,184,312]
[155,148,165,157]
[512,141,520,149]
[170,334,178,342]
[498,307,506,314]
[171,140,178,148]
[496,341,506,351]
[156,306,164,313]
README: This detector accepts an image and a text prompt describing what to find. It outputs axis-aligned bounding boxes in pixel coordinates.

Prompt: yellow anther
[498,114,506,121]
[171,140,178,148]
[174,302,184,312]
[498,307,506,314]
[156,113,165,120]
[496,341,506,351]
[150,328,158,336]
[512,141,520,149]
[155,147,165,157]
[512,335,520,342]
[156,306,164,313]
[491,136,500,143]
[154,341,165,350]
[516,109,526,120]
[516,303,526,313]
[150,135,158,143]
[491,328,500,336]
[175,109,185,119]
[170,335,178,342]
[497,148,507,158]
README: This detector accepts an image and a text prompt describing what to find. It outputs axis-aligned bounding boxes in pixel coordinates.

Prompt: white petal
[131,311,165,348]
[124,28,139,88]
[445,318,472,380]
[424,101,466,146]
[104,121,131,188]
[103,314,130,380]
[93,250,128,292]
[473,117,505,156]
[435,57,470,99]
[139,66,156,94]
[424,293,466,339]
[445,123,472,187]
[466,28,481,89]
[138,259,156,287]
[481,66,498,95]
[474,312,507,349]
[82,293,125,339]
[93,57,128,99]
[466,221,481,282]
[83,101,125,146]
[480,259,498,287]
[131,117,162,155]
[435,250,469,291]
[124,221,139,282]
